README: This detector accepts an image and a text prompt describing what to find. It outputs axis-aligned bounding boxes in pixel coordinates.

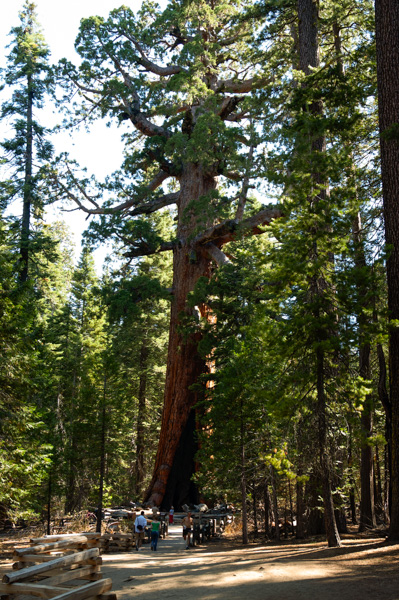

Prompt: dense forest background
[1,0,399,547]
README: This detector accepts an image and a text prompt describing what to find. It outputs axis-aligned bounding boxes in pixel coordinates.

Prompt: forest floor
[1,525,399,600]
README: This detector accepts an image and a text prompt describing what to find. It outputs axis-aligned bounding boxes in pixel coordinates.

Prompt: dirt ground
[1,525,399,600]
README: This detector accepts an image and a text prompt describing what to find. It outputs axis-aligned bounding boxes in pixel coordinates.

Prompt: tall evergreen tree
[0,1,53,282]
[375,0,399,540]
[52,0,281,507]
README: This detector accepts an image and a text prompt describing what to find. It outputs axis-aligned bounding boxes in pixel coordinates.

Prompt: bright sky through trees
[0,1,146,267]
[1,0,140,173]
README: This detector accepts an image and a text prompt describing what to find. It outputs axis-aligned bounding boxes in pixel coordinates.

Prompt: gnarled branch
[123,33,187,76]
[193,207,283,247]
[53,166,177,216]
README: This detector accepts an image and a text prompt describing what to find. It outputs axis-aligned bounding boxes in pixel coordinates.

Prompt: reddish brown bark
[375,0,399,540]
[144,165,216,507]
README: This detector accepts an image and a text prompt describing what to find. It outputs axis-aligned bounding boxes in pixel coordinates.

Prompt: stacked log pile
[99,534,133,553]
[0,547,116,600]
[28,533,134,555]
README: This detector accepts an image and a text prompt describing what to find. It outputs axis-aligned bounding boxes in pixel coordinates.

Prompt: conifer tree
[52,0,281,507]
[375,0,399,541]
[54,247,106,513]
[0,1,53,282]
[0,216,63,520]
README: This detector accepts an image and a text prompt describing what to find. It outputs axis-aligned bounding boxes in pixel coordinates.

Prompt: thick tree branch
[204,242,231,265]
[123,240,177,258]
[193,207,283,247]
[217,33,250,47]
[120,99,169,138]
[95,37,170,139]
[123,32,187,76]
[224,112,248,122]
[220,170,241,181]
[218,95,244,120]
[147,170,170,192]
[129,192,179,216]
[216,77,270,93]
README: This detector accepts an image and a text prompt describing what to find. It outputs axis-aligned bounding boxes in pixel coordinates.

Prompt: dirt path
[101,526,399,600]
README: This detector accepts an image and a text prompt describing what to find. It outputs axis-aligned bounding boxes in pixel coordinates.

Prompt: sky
[0,0,147,269]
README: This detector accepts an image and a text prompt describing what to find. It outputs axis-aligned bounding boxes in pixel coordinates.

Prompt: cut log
[86,559,102,566]
[50,578,112,600]
[30,535,100,544]
[0,583,66,598]
[12,555,66,570]
[2,549,100,584]
[39,566,101,587]
[16,539,89,556]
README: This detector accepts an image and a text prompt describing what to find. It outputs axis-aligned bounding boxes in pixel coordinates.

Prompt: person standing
[134,511,147,551]
[150,519,161,551]
[182,512,193,549]
[169,506,174,525]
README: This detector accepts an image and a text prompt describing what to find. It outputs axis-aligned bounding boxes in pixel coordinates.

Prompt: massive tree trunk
[375,0,399,540]
[145,164,216,508]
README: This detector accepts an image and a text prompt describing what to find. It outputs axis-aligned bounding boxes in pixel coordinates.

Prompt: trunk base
[160,410,200,510]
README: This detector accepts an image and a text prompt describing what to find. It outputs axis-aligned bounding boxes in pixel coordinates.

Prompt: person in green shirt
[150,520,160,551]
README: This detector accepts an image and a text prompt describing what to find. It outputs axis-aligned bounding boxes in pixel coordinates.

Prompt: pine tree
[0,215,60,520]
[375,0,399,540]
[0,1,53,282]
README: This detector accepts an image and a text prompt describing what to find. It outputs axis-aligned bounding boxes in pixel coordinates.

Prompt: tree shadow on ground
[101,527,399,600]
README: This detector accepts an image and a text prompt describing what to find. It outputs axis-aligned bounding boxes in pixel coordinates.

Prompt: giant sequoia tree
[54,0,280,507]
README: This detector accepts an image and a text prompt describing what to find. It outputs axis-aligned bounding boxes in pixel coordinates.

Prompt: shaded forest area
[1,0,399,549]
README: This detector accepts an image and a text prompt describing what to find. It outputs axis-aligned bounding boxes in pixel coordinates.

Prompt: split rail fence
[0,537,117,600]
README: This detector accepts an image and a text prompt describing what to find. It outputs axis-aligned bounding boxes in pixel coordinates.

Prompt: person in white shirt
[182,512,193,549]
[134,511,147,550]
